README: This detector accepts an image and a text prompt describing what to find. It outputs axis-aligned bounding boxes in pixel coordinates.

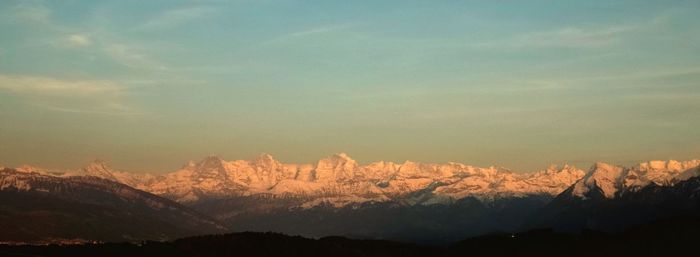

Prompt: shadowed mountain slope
[0,168,226,243]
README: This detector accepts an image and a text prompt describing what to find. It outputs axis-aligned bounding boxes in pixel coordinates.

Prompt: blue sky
[1,0,699,172]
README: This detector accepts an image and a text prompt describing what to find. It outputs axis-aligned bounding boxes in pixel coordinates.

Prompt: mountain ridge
[11,154,590,206]
[4,156,700,243]
[0,168,226,242]
[9,154,699,209]
[523,160,700,233]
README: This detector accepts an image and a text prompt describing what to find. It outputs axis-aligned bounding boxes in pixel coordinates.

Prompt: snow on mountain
[11,155,699,208]
[131,153,588,207]
[314,153,358,182]
[638,160,700,183]
[571,162,625,199]
[79,159,119,181]
[433,164,585,201]
[568,160,700,200]
[15,164,44,174]
[9,159,156,190]
[58,159,157,188]
[14,165,69,176]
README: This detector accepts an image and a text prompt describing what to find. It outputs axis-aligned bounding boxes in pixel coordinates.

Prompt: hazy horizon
[1,0,699,172]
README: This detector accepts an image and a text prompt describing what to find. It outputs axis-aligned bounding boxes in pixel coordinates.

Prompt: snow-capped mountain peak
[249,153,281,170]
[571,162,625,199]
[80,159,118,180]
[315,153,358,182]
[321,152,357,165]
[637,160,700,184]
[15,164,46,174]
[568,160,700,200]
[182,160,197,169]
[66,159,154,189]
[196,155,226,170]
[9,155,700,208]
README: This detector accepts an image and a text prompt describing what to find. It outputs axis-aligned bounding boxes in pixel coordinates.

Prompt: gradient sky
[1,0,699,173]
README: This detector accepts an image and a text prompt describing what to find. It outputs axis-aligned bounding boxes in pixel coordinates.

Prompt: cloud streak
[103,44,167,70]
[7,2,169,71]
[66,34,92,47]
[9,2,51,24]
[288,23,358,37]
[473,25,638,49]
[259,23,359,46]
[39,104,143,116]
[135,6,216,31]
[511,25,636,48]
[0,75,123,96]
[0,75,142,116]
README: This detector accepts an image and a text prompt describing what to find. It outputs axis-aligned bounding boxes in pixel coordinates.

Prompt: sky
[1,0,699,173]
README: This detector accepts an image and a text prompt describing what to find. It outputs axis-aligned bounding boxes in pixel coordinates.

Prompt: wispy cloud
[65,34,92,47]
[259,23,359,46]
[546,67,700,84]
[626,92,700,102]
[10,2,51,24]
[0,75,142,116]
[0,75,123,96]
[39,104,143,116]
[513,26,636,48]
[288,23,357,37]
[471,10,690,50]
[135,6,216,31]
[103,44,167,70]
[7,2,169,71]
[474,25,637,49]
[490,80,567,93]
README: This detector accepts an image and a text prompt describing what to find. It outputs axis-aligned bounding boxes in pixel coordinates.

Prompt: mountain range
[15,153,588,205]
[2,154,700,243]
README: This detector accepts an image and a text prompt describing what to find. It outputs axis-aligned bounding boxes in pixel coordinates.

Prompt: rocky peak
[545,164,560,173]
[591,162,622,173]
[197,155,225,169]
[397,160,423,174]
[571,160,700,200]
[638,160,700,186]
[314,153,359,181]
[250,153,280,169]
[336,152,351,159]
[638,160,700,172]
[84,159,109,170]
[317,153,357,168]
[182,160,197,169]
[81,159,118,181]
[365,161,398,171]
[16,164,43,173]
[570,162,626,199]
[639,160,678,171]
[192,156,228,179]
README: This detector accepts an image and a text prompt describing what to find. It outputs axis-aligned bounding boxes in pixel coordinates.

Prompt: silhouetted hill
[448,215,700,257]
[2,215,700,257]
[0,232,434,257]
[193,194,551,244]
[0,169,225,242]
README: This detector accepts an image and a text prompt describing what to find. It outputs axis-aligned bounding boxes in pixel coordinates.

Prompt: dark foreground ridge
[1,215,699,257]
